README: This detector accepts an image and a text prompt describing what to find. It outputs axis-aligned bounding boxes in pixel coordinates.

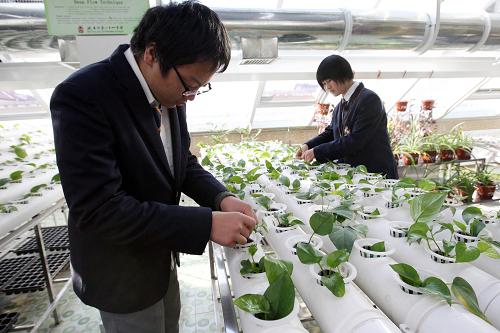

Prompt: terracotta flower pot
[439,149,454,162]
[475,183,496,200]
[422,99,435,110]
[314,103,331,115]
[402,153,419,165]
[421,150,437,163]
[455,147,471,160]
[452,186,471,203]
[396,100,408,112]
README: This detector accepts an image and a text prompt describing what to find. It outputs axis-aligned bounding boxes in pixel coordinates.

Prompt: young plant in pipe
[279,175,301,193]
[296,245,354,297]
[240,244,266,278]
[234,256,295,321]
[390,263,490,323]
[407,192,485,263]
[456,207,500,259]
[272,213,304,234]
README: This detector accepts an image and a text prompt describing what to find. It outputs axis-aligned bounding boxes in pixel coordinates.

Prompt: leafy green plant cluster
[234,257,295,321]
[391,263,489,322]
[240,244,265,275]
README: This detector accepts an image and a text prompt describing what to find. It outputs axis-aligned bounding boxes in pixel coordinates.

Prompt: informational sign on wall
[44,0,149,36]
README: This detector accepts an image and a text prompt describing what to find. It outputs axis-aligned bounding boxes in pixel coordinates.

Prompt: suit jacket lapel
[109,44,174,186]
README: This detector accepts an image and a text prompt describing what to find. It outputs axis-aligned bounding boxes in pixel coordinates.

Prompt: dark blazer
[50,44,227,313]
[306,83,398,179]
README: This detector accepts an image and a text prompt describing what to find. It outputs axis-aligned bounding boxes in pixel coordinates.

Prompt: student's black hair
[130,1,231,75]
[316,55,354,90]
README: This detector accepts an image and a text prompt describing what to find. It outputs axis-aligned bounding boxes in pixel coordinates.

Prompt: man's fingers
[234,234,247,246]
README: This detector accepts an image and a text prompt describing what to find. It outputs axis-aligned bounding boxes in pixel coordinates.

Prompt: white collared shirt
[342,81,360,103]
[124,47,174,177]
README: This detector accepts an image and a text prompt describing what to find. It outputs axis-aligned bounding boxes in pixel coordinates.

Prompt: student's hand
[295,144,308,159]
[211,211,256,247]
[220,196,257,221]
[302,148,315,162]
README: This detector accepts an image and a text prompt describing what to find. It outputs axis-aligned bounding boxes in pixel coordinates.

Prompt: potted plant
[296,245,356,297]
[396,100,408,112]
[421,99,435,110]
[449,124,474,160]
[435,133,456,162]
[239,244,266,279]
[353,238,395,258]
[234,256,296,326]
[421,134,439,163]
[453,207,491,244]
[390,263,490,322]
[255,195,287,217]
[272,213,304,234]
[398,130,423,166]
[445,168,475,203]
[474,166,496,200]
[0,204,18,214]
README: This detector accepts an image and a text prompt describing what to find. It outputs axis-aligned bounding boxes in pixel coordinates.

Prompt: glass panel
[401,77,485,118]
[260,80,320,105]
[0,90,47,118]
[443,99,500,119]
[252,105,312,129]
[360,79,418,114]
[186,82,258,132]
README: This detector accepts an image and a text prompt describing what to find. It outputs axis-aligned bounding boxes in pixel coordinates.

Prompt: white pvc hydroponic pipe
[349,239,499,333]
[365,217,500,330]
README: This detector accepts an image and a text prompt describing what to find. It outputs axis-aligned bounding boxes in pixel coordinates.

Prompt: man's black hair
[130,1,231,75]
[316,54,354,90]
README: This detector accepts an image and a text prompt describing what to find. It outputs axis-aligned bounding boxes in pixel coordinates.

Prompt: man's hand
[211,196,257,247]
[295,144,308,159]
[302,148,315,162]
[211,211,256,247]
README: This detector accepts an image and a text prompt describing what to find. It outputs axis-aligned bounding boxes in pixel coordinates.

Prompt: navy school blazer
[306,83,398,179]
[50,44,227,313]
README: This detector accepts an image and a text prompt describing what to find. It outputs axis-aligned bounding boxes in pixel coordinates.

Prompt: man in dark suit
[50,2,256,332]
[297,55,398,179]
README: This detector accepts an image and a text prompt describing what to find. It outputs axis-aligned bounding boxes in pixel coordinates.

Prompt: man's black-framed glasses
[172,66,212,97]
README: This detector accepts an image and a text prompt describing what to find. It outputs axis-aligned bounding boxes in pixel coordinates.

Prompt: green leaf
[417,179,437,191]
[256,196,272,211]
[455,242,480,263]
[51,174,61,184]
[371,208,381,216]
[264,273,295,320]
[326,250,349,268]
[201,155,212,166]
[322,271,345,297]
[9,170,23,181]
[451,277,489,322]
[279,175,290,187]
[263,256,293,284]
[234,294,270,315]
[442,240,456,256]
[292,179,301,190]
[370,241,386,252]
[477,241,500,259]
[228,175,243,184]
[329,226,358,252]
[296,243,323,264]
[355,165,368,173]
[237,159,246,168]
[469,220,485,238]
[350,224,368,237]
[248,244,257,257]
[462,207,483,224]
[331,205,354,220]
[439,223,455,235]
[310,212,334,236]
[390,263,422,287]
[407,223,430,244]
[30,184,47,193]
[410,192,446,224]
[13,146,27,159]
[454,220,467,233]
[0,178,9,187]
[422,277,452,305]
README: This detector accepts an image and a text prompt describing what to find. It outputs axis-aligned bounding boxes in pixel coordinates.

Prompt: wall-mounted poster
[44,0,149,36]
